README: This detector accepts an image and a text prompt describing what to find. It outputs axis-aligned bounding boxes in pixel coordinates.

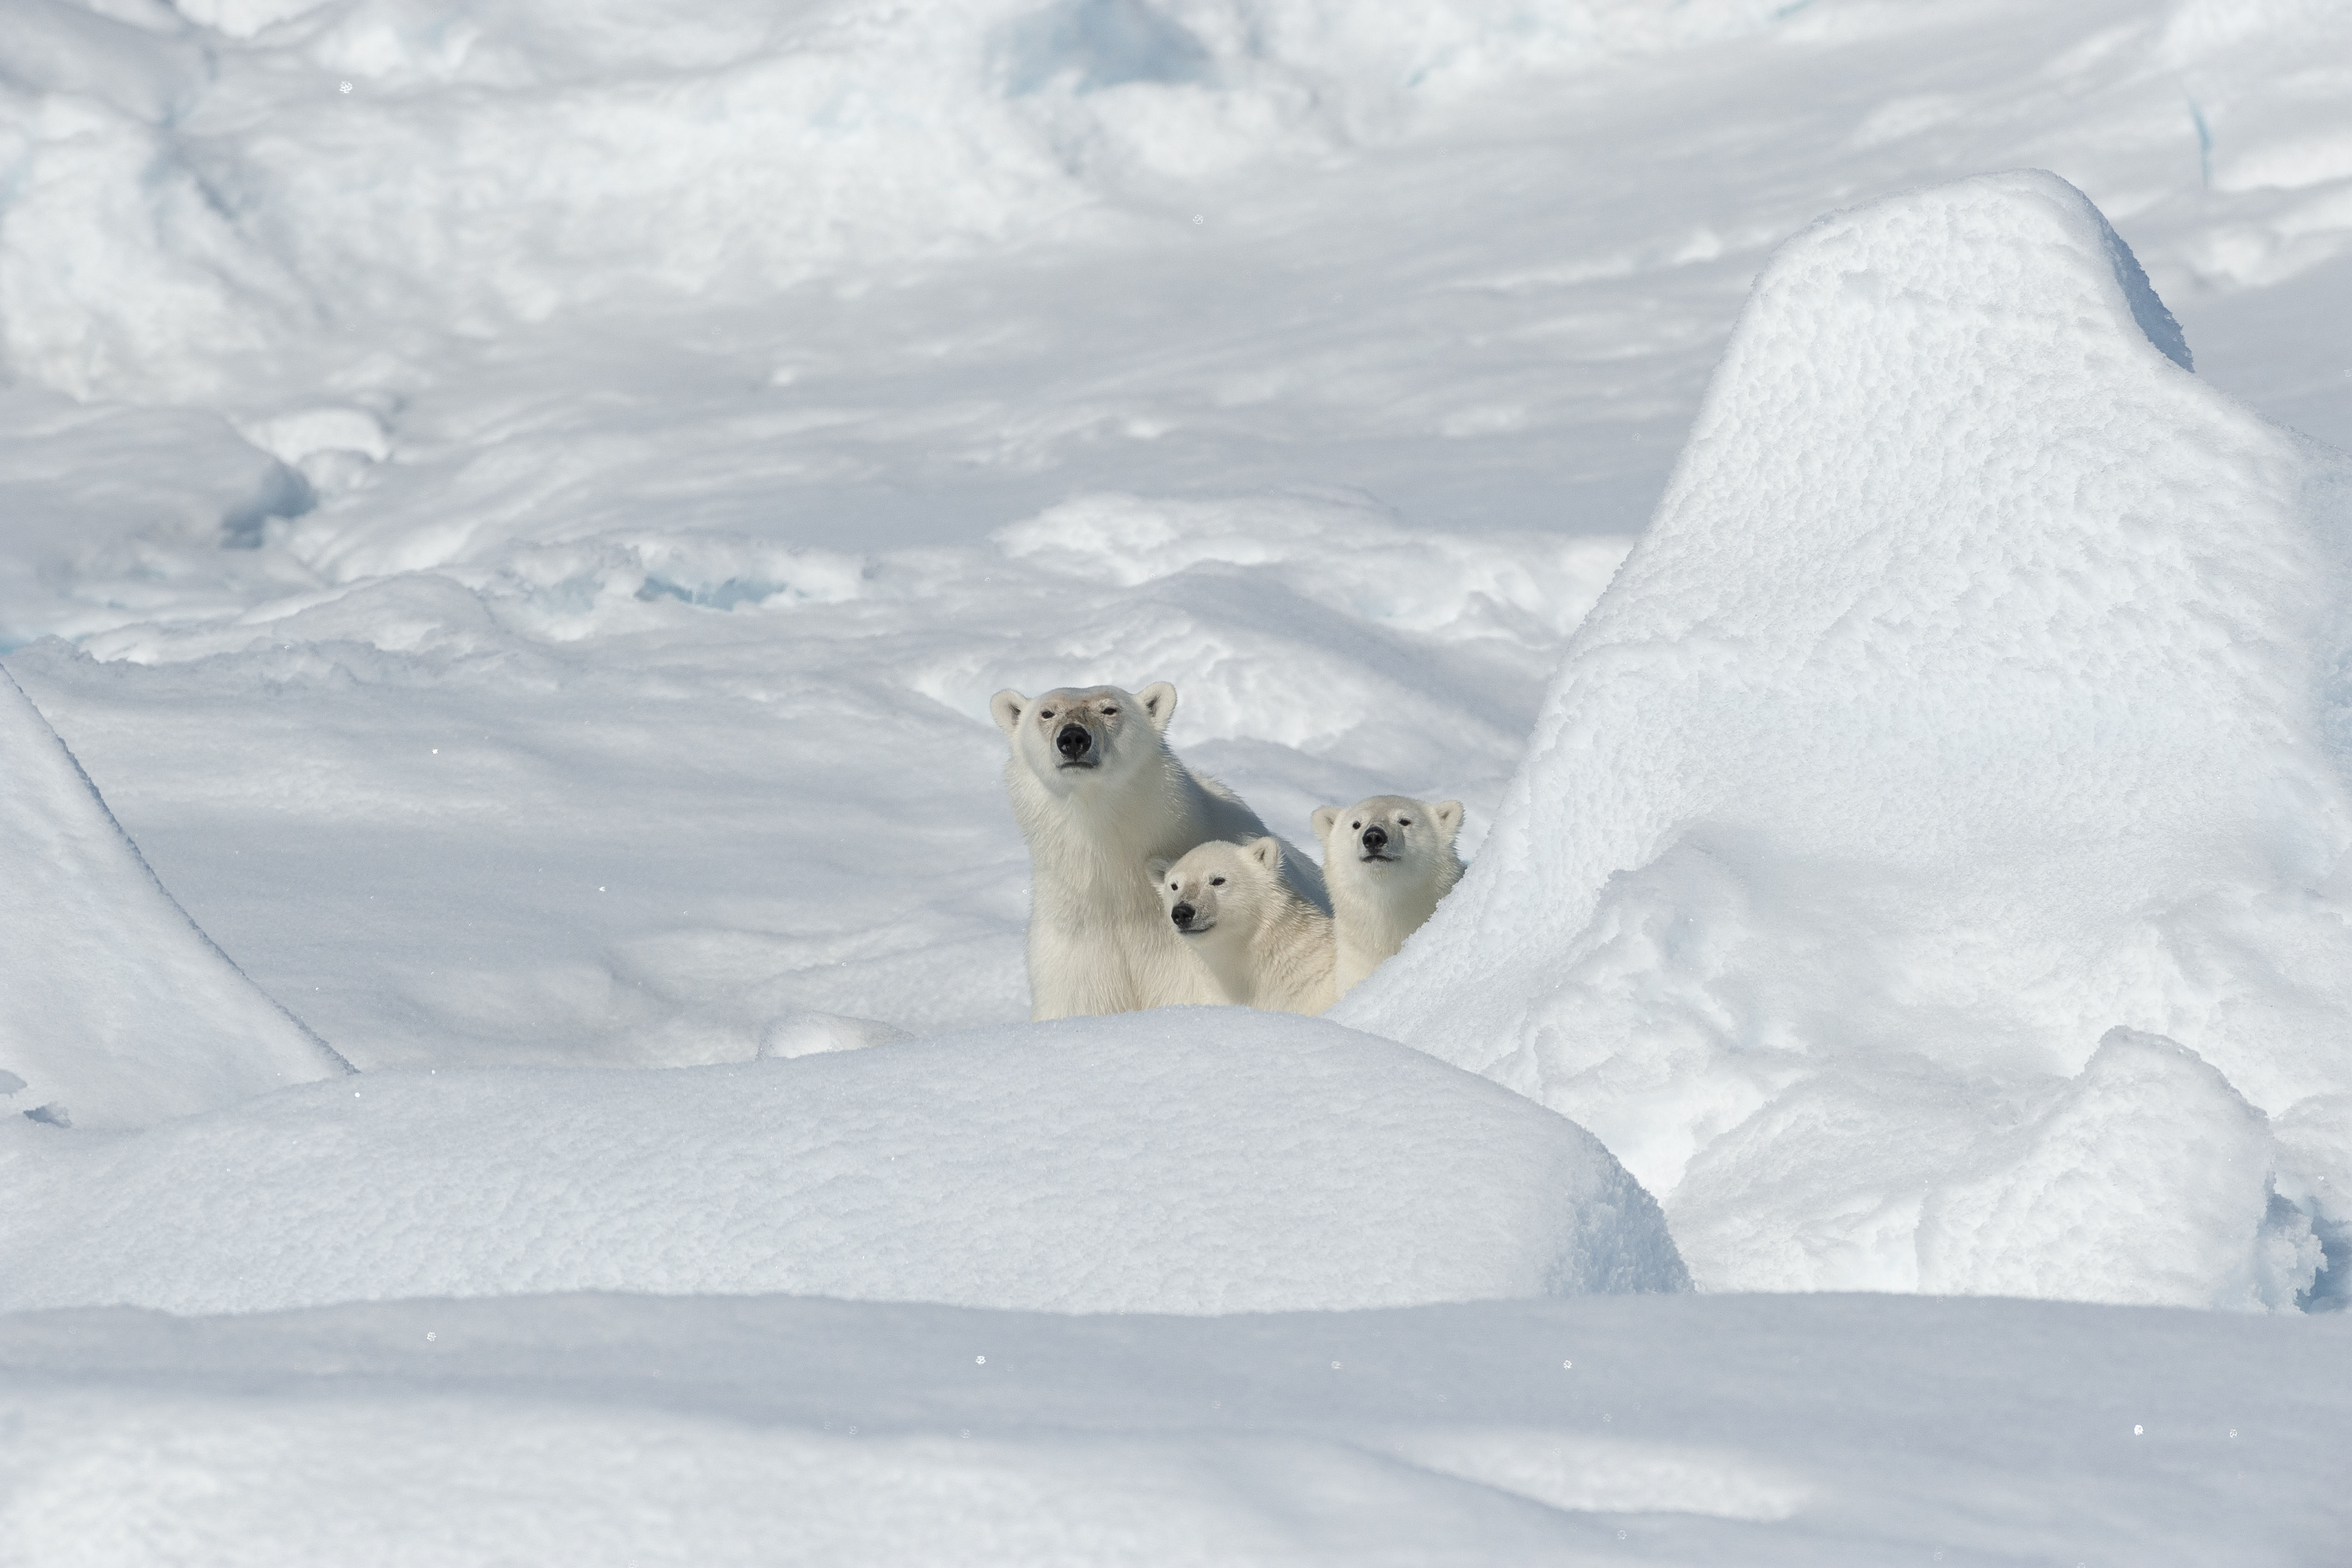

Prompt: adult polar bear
[992,681,1327,1020]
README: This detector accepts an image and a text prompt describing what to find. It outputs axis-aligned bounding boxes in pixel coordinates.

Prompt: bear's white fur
[1313,794,1465,998]
[1148,837,1337,1015]
[993,681,1327,1021]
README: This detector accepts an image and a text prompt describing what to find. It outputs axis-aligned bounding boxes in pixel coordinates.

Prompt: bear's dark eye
[1210,876,1225,886]
[1101,706,1118,716]
[1350,821,1361,830]
[1040,708,1055,719]
[1399,817,1413,826]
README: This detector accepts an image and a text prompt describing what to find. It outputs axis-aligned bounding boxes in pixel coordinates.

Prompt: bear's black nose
[1360,824,1389,854]
[1057,723,1093,761]
[1170,902,1195,928]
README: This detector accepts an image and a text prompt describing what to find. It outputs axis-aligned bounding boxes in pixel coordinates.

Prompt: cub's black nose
[1057,723,1093,760]
[1170,902,1196,928]
[1360,825,1389,854]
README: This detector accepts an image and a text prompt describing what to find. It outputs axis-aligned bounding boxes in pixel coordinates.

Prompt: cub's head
[990,681,1176,796]
[1147,837,1283,938]
[1312,795,1463,872]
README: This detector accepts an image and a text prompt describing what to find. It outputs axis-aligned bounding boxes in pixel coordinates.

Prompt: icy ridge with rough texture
[1344,170,2352,1310]
[0,0,1782,405]
[0,665,346,1130]
[0,1008,1688,1317]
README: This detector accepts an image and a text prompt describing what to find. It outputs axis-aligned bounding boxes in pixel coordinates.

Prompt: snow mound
[1345,170,2352,1309]
[0,665,346,1131]
[0,390,317,645]
[1917,1028,2322,1307]
[0,1009,1687,1315]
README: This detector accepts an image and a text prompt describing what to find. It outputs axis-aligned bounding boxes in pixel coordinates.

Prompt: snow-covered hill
[1349,169,2351,1309]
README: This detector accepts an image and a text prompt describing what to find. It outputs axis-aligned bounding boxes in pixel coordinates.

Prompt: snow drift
[0,1009,1688,1315]
[0,665,346,1130]
[7,1292,2346,1568]
[1345,170,2351,1309]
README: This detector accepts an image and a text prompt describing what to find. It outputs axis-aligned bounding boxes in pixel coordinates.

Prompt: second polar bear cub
[1313,795,1465,998]
[1149,837,1337,1015]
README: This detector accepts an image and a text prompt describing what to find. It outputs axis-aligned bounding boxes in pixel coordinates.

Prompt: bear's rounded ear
[1137,681,1177,733]
[989,690,1028,736]
[1248,836,1282,870]
[1433,800,1464,838]
[1146,857,1171,884]
[1311,805,1340,841]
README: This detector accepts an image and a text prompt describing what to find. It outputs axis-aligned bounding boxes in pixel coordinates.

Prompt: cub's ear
[1311,805,1340,842]
[1432,800,1464,839]
[989,690,1028,736]
[1247,836,1283,870]
[1137,681,1177,733]
[1146,856,1172,885]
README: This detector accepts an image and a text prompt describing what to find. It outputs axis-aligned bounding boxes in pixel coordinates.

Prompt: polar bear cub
[1312,795,1465,998]
[1149,837,1337,1015]
[993,681,1327,1021]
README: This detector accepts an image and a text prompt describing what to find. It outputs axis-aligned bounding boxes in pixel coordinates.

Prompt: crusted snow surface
[0,1009,1687,1317]
[4,1290,2347,1566]
[1346,170,2352,1309]
[0,665,345,1130]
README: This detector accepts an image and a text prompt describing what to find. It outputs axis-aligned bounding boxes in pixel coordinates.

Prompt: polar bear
[1312,794,1465,998]
[992,681,1327,1020]
[1148,837,1337,1015]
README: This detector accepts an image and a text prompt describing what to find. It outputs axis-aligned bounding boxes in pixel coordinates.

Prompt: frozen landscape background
[5,0,2352,1560]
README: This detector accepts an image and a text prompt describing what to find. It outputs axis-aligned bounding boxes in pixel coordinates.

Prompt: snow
[0,484,1609,1069]
[1345,169,2352,1311]
[5,0,2352,1556]
[0,664,346,1130]
[3,1290,2346,1565]
[0,1010,1687,1316]
[1917,1028,2318,1309]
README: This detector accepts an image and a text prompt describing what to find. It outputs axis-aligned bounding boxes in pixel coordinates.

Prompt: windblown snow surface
[5,0,2352,1561]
